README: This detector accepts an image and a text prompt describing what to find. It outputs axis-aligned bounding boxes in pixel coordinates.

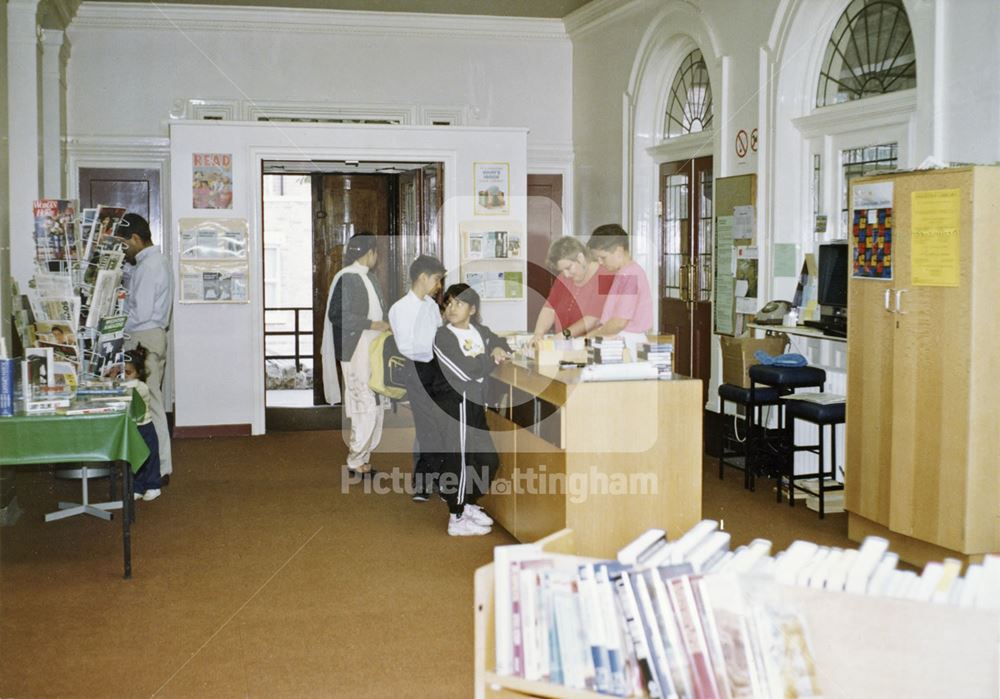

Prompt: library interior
[1,0,998,697]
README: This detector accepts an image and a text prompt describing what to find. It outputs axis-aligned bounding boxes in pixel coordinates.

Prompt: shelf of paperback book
[475,528,999,699]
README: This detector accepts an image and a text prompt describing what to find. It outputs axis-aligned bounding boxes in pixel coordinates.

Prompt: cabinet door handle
[884,288,894,313]
[895,289,907,314]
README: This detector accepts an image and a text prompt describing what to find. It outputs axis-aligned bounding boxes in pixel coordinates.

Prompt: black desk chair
[781,398,846,518]
[747,364,827,492]
[717,383,783,490]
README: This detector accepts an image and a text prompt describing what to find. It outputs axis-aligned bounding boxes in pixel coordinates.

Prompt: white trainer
[463,503,494,527]
[142,488,161,502]
[448,513,490,537]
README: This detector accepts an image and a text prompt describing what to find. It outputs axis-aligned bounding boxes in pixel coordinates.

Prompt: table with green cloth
[0,393,148,579]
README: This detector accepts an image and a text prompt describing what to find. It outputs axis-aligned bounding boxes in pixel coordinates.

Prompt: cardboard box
[719,334,789,388]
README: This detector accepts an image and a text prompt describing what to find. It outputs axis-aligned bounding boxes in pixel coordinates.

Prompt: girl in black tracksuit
[432,284,511,535]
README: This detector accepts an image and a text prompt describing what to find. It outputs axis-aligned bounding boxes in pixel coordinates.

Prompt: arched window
[664,49,713,138]
[817,0,916,107]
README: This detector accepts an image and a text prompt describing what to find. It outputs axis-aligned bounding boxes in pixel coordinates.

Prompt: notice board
[714,174,757,336]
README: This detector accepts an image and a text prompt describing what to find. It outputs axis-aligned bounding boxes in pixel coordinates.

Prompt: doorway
[261,161,443,417]
[526,174,564,325]
[659,156,713,402]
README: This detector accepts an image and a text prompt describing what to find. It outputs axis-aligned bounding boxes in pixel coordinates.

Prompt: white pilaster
[7,0,41,287]
[40,28,64,198]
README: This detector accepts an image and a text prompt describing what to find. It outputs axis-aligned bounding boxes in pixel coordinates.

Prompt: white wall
[64,3,572,149]
[170,121,527,434]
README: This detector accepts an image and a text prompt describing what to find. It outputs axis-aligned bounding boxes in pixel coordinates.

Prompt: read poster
[192,153,233,209]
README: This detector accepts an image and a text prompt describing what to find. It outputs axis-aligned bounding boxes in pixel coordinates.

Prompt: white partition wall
[169,120,528,435]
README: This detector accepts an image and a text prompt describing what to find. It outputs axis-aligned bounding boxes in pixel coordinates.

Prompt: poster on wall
[910,188,961,287]
[464,230,521,259]
[464,270,523,300]
[851,181,893,280]
[734,245,759,315]
[473,162,509,215]
[192,153,234,209]
[178,218,249,304]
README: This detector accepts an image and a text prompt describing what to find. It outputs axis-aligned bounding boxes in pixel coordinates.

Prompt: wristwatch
[562,328,572,339]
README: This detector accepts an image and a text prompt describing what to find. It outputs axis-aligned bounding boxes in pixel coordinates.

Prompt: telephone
[755,300,794,325]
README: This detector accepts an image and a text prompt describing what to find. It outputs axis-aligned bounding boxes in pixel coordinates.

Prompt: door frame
[249,146,458,434]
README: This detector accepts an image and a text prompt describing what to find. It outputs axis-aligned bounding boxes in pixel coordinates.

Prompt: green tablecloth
[0,392,149,472]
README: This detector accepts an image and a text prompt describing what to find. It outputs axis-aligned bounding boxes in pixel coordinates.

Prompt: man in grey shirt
[119,213,173,485]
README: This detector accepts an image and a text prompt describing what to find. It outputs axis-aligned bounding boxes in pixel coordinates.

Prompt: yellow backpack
[368,330,408,400]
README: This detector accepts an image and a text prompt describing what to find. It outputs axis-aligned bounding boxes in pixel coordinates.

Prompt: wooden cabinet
[480,362,703,560]
[845,166,1000,565]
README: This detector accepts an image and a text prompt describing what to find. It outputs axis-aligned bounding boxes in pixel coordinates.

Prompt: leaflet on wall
[192,153,234,209]
[732,205,755,240]
[464,230,521,260]
[179,218,248,259]
[464,270,523,300]
[178,218,250,304]
[734,245,759,315]
[179,260,249,303]
[474,162,509,215]
[714,216,735,335]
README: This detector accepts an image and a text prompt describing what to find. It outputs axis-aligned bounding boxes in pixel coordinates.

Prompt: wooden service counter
[479,361,703,559]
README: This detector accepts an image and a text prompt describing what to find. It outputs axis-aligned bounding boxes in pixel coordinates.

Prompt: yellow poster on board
[911,188,961,287]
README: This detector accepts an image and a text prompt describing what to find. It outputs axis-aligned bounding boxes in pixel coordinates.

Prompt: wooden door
[844,177,898,527]
[78,167,161,242]
[887,169,973,551]
[659,157,712,400]
[311,174,391,405]
[527,175,563,330]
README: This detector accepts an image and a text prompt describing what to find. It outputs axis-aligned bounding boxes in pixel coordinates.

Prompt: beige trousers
[340,358,384,469]
[126,328,172,476]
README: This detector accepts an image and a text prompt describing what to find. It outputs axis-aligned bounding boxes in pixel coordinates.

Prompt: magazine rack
[474,530,999,699]
[31,223,131,522]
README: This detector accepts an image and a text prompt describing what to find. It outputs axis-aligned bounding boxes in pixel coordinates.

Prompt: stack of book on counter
[493,520,1000,698]
[586,337,626,365]
[637,342,674,379]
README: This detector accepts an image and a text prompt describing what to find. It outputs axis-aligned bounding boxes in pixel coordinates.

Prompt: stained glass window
[817,0,916,107]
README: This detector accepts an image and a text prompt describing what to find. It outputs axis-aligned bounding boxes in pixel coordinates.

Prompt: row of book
[637,341,674,379]
[494,520,1000,698]
[587,337,626,365]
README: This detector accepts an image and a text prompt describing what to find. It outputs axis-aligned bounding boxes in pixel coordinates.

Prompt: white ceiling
[81,0,593,19]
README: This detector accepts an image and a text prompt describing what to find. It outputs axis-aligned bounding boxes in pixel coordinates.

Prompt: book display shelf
[474,529,999,699]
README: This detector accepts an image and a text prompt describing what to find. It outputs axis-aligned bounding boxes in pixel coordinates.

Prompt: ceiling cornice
[70,1,570,41]
[563,0,640,37]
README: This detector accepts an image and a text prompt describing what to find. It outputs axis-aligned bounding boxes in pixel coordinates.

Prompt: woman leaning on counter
[531,236,611,342]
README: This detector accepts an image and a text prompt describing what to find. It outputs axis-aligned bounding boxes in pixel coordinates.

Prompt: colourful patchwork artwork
[852,207,893,279]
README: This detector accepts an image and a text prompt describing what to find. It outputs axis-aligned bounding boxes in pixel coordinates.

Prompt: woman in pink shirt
[531,236,610,341]
[586,224,653,353]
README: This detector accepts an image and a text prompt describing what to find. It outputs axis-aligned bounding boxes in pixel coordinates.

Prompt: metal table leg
[122,461,133,580]
[45,465,123,522]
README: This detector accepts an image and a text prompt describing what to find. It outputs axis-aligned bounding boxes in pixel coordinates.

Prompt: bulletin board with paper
[713,174,757,336]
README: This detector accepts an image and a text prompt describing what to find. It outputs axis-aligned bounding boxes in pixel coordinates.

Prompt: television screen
[818,243,848,307]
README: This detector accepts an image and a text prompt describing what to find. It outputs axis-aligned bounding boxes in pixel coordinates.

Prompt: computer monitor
[817,242,848,335]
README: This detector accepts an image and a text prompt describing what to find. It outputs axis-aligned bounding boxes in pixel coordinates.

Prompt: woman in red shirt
[531,236,611,341]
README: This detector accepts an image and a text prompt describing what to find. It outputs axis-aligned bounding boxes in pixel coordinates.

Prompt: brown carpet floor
[0,426,850,698]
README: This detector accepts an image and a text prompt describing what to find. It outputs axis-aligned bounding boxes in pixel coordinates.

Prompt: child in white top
[122,345,162,502]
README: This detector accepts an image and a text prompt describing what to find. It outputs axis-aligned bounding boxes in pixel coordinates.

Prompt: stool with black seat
[746,363,827,492]
[717,383,783,490]
[780,397,846,518]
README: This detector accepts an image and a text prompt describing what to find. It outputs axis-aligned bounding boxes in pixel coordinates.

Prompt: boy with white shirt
[388,255,448,501]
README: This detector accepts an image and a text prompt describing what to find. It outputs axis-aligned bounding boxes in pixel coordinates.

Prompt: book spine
[614,572,663,698]
[666,576,721,699]
[511,561,525,677]
[0,358,15,416]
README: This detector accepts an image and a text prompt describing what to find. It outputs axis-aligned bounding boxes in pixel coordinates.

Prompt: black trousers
[406,360,446,489]
[437,390,499,515]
